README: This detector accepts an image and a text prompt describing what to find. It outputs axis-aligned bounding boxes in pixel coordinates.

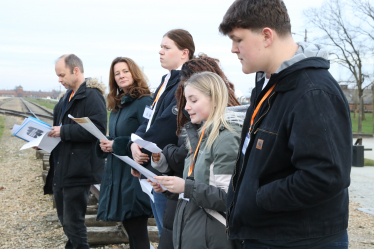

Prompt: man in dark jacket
[44,54,107,249]
[219,1,351,248]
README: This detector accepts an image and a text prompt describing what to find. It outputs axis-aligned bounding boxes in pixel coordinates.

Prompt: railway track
[0,97,53,125]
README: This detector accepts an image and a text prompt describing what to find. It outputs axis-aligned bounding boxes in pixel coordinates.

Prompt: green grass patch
[0,116,4,140]
[364,158,374,166]
[351,113,374,134]
[25,98,56,110]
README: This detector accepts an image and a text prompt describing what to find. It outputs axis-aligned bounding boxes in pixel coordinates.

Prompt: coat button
[72,152,74,154]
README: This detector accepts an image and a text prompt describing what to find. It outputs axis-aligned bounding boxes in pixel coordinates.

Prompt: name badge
[143,105,153,119]
[242,132,250,155]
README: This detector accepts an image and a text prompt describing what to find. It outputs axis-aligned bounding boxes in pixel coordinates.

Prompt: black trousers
[54,185,90,249]
[123,215,150,249]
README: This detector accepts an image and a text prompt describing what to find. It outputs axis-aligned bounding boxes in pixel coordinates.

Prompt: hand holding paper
[113,154,166,190]
[131,133,162,153]
[20,133,61,153]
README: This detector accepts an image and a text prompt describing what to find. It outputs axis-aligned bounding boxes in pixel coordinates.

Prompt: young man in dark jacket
[44,54,107,249]
[219,1,352,248]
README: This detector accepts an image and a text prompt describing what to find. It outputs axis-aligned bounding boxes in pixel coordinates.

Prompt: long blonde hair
[184,72,233,148]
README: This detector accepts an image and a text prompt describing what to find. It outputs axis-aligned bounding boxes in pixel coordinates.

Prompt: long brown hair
[164,29,195,60]
[107,57,151,112]
[176,53,240,135]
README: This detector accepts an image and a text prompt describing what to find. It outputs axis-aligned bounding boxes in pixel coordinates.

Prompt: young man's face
[229,28,266,74]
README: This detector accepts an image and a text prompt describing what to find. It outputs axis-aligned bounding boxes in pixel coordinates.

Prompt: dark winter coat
[226,56,352,241]
[95,94,153,221]
[44,79,107,194]
[127,70,181,174]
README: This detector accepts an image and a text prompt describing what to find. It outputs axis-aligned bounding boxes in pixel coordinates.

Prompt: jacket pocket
[66,149,92,179]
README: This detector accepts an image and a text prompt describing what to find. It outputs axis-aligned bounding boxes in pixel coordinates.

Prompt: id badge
[242,132,250,155]
[143,105,153,119]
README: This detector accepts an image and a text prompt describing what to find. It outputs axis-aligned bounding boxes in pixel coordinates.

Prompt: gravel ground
[0,98,23,112]
[0,114,373,248]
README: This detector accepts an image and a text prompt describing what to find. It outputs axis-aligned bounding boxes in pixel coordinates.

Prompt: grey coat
[172,108,247,249]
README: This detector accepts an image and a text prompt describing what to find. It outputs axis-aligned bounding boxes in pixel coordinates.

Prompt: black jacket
[128,70,181,174]
[44,79,107,194]
[227,57,352,241]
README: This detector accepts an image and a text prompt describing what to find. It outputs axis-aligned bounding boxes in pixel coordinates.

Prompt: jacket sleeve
[162,143,188,175]
[61,89,107,142]
[184,132,239,212]
[256,89,352,212]
[95,138,110,159]
[151,153,170,173]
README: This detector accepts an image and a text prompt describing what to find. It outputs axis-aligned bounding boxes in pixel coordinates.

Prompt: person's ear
[73,67,79,75]
[262,28,274,48]
[181,49,189,60]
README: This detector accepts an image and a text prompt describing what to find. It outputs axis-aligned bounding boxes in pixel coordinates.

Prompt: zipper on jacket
[227,92,276,234]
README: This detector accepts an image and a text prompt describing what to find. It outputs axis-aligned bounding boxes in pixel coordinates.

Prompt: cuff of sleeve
[112,136,130,156]
[151,153,170,173]
[184,179,195,199]
[60,125,70,141]
[95,140,109,159]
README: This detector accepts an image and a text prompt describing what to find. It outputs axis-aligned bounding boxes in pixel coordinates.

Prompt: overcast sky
[0,0,332,96]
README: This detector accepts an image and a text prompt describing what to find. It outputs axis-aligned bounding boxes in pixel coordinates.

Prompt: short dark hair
[164,29,195,60]
[219,0,291,37]
[58,54,84,74]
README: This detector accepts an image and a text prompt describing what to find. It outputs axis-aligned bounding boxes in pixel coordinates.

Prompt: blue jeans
[150,191,167,237]
[243,231,349,249]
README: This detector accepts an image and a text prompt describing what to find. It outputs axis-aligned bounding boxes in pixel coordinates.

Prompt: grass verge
[351,113,374,134]
[25,98,56,110]
[364,158,374,166]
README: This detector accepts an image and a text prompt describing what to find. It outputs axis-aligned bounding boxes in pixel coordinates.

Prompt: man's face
[55,59,76,90]
[229,28,266,74]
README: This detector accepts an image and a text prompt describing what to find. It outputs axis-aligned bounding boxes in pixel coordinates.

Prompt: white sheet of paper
[20,133,61,153]
[68,114,108,140]
[12,124,20,135]
[113,154,166,190]
[139,179,154,202]
[131,133,162,153]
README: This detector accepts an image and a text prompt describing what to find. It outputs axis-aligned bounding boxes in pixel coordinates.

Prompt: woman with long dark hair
[96,57,152,249]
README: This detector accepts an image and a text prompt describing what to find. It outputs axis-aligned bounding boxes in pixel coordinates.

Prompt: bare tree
[304,0,371,132]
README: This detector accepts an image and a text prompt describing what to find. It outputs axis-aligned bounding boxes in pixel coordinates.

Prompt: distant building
[0,85,61,99]
[340,84,373,113]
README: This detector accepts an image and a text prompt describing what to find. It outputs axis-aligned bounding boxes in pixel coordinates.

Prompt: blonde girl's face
[184,85,212,124]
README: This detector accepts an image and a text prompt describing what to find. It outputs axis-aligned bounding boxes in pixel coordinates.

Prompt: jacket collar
[256,57,330,93]
[164,69,181,90]
[120,94,135,105]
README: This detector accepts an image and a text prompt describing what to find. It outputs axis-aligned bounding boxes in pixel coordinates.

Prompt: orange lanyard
[188,128,206,177]
[151,81,166,108]
[69,91,74,102]
[249,84,276,131]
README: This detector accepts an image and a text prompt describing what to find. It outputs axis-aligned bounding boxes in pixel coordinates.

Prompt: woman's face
[184,85,212,124]
[159,36,185,71]
[114,62,134,91]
